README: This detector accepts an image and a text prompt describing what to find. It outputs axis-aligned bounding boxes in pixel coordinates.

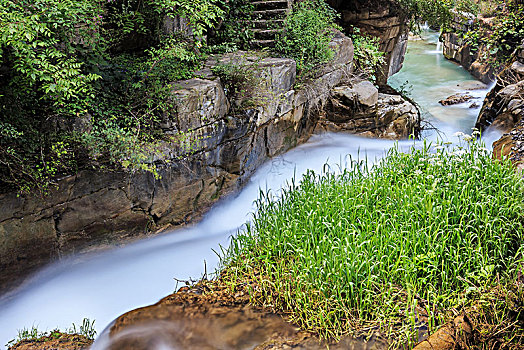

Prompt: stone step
[251,0,289,11]
[251,39,276,48]
[253,19,285,29]
[253,9,287,20]
[253,28,281,40]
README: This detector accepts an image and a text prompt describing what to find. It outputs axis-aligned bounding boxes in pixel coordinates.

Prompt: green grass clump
[221,138,524,340]
[7,318,96,349]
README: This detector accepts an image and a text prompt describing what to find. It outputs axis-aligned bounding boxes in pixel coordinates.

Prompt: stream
[0,30,500,348]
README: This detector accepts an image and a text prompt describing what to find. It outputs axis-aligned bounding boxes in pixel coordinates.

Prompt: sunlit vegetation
[221,136,524,343]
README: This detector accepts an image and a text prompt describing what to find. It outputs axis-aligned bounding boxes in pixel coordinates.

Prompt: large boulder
[316,80,420,139]
[327,0,409,84]
[476,44,524,171]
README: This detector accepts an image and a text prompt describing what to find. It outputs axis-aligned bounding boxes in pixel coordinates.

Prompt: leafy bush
[222,136,524,340]
[0,0,104,192]
[275,0,340,75]
[104,0,224,50]
[0,0,221,193]
[486,2,524,65]
[460,0,523,67]
[454,0,480,15]
[350,27,385,83]
[398,0,453,30]
[208,0,254,51]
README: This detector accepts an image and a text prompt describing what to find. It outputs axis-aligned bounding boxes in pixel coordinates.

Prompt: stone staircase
[251,0,291,48]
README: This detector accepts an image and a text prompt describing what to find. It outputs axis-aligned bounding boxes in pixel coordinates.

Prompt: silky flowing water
[0,30,500,348]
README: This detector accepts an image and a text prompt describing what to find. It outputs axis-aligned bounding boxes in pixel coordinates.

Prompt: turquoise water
[389,30,493,137]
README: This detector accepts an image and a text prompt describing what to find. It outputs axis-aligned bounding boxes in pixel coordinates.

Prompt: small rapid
[0,30,500,348]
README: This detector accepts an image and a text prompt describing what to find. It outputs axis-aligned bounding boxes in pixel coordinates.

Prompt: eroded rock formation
[441,11,498,83]
[328,0,409,84]
[0,33,357,293]
[476,41,524,171]
[317,80,420,138]
[0,29,418,293]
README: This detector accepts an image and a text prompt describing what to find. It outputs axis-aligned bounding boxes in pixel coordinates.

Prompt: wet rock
[317,80,420,139]
[492,120,524,172]
[477,47,524,171]
[438,93,474,106]
[105,283,389,350]
[476,52,524,135]
[456,81,488,90]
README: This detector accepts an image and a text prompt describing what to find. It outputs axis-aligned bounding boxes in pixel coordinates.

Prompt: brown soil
[8,333,93,350]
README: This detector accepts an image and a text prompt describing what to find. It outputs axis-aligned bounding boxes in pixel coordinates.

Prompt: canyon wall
[328,0,409,84]
[0,30,419,293]
[0,33,353,293]
[441,12,498,84]
[476,41,524,170]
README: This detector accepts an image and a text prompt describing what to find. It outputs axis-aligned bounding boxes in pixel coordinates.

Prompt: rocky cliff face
[0,33,352,293]
[0,31,418,293]
[476,41,524,171]
[441,12,498,84]
[316,81,420,138]
[328,0,409,84]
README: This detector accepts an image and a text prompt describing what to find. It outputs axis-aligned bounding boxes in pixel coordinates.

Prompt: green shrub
[486,1,524,66]
[0,0,222,193]
[222,136,524,341]
[275,0,340,75]
[350,27,385,83]
[460,0,523,67]
[208,0,254,51]
[211,58,271,112]
[455,0,480,15]
[398,0,453,30]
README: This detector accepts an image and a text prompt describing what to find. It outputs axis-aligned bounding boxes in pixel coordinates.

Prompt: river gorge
[1,27,513,348]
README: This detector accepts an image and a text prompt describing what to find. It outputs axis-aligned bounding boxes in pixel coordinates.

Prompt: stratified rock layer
[441,11,498,84]
[327,0,409,84]
[316,81,420,139]
[0,33,355,293]
[476,41,524,171]
[0,31,419,293]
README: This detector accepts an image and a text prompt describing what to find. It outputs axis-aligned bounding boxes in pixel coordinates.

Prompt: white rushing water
[0,30,500,348]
